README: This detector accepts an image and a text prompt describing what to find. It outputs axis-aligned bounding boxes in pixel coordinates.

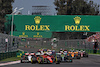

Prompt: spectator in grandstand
[93,40,98,53]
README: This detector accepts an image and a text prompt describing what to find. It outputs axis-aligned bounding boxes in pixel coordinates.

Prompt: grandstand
[87,32,100,42]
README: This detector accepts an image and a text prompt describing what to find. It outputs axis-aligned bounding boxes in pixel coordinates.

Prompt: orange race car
[68,51,81,59]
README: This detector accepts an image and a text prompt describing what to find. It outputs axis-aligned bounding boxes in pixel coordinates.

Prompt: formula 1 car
[56,52,73,63]
[83,50,88,57]
[74,51,81,59]
[68,51,81,59]
[38,53,60,64]
[77,50,88,57]
[21,52,35,63]
[37,54,54,64]
[31,51,60,64]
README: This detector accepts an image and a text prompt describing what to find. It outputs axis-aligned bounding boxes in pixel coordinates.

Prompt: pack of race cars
[20,49,88,64]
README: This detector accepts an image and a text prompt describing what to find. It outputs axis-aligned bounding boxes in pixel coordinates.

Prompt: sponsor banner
[5,15,100,38]
[5,15,100,32]
[12,32,52,38]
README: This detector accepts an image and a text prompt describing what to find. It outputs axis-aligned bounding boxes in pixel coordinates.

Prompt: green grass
[0,57,20,62]
[89,53,100,55]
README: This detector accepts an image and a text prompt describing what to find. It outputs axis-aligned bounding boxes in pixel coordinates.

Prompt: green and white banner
[5,15,100,38]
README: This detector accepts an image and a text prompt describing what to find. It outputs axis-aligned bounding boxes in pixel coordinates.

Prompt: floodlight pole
[11,13,14,36]
[11,7,24,36]
[10,7,24,52]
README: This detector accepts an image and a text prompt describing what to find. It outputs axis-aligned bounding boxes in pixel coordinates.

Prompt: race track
[2,55,100,67]
[1,48,100,67]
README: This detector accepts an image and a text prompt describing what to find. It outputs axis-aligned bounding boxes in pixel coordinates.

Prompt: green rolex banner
[5,15,100,38]
[5,15,100,32]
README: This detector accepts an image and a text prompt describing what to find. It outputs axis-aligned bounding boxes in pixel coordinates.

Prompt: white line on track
[0,60,20,66]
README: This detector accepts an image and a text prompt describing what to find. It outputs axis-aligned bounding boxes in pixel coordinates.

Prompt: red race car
[31,52,60,64]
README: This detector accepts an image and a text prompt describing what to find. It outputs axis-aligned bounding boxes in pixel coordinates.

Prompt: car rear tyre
[21,60,23,63]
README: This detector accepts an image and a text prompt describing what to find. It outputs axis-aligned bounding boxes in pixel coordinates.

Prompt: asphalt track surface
[1,47,100,67]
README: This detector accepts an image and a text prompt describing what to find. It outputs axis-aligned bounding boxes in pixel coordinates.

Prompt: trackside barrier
[16,51,27,58]
[0,51,17,61]
[97,49,100,54]
[75,49,100,54]
[0,33,19,53]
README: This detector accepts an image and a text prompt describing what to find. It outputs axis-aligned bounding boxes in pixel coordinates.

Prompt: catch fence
[0,33,19,53]
[0,33,19,61]
[19,39,100,50]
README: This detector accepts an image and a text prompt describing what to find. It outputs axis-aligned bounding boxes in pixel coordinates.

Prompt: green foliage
[54,0,99,15]
[0,0,14,33]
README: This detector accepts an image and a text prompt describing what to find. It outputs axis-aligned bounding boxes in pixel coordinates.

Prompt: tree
[54,0,99,40]
[54,0,99,15]
[0,0,14,33]
[5,16,17,34]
